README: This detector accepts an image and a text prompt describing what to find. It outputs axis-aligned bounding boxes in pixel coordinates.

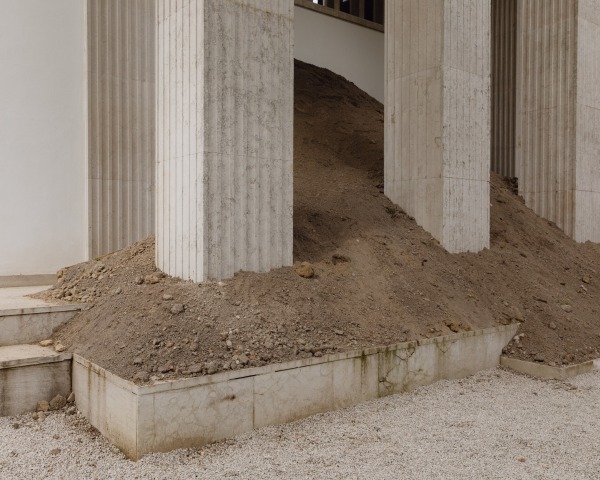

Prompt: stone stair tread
[0,303,83,317]
[0,344,72,369]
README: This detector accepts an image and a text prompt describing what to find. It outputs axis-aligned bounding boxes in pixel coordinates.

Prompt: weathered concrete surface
[0,345,72,417]
[501,356,600,380]
[156,0,294,281]
[385,0,491,253]
[72,356,139,459]
[0,286,83,346]
[73,325,517,460]
[516,0,600,242]
[0,307,81,347]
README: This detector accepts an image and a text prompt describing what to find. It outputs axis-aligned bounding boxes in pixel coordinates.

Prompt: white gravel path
[1,368,599,479]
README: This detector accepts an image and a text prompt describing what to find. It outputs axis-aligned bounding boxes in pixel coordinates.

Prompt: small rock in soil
[561,304,573,313]
[188,364,203,374]
[39,339,53,347]
[144,274,161,285]
[67,392,75,403]
[445,320,461,333]
[206,362,218,375]
[563,354,576,363]
[54,343,67,353]
[133,371,150,383]
[36,401,50,412]
[49,395,66,411]
[163,294,174,301]
[549,322,557,330]
[295,262,315,279]
[170,303,185,315]
[238,354,249,365]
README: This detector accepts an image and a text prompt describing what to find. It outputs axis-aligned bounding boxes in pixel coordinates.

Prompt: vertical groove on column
[88,0,156,257]
[157,0,293,281]
[516,0,577,237]
[491,0,517,178]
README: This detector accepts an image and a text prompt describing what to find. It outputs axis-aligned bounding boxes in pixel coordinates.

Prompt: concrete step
[0,345,72,417]
[0,286,83,346]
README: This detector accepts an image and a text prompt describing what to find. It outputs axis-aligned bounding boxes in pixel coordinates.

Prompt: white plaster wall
[294,6,384,103]
[0,0,86,276]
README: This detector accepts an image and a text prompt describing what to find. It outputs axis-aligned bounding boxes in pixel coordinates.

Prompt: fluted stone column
[516,0,600,242]
[156,0,293,282]
[491,0,518,178]
[385,0,491,253]
[87,0,156,258]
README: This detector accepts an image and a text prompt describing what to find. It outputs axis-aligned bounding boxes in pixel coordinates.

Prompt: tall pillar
[516,0,600,242]
[156,0,293,282]
[88,0,156,257]
[385,0,491,253]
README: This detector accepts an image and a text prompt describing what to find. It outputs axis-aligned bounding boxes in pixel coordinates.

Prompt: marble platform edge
[75,324,519,396]
[0,348,72,369]
[0,303,85,317]
[141,324,518,394]
[500,356,600,380]
[72,323,518,459]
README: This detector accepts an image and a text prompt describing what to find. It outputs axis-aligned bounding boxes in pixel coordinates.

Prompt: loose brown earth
[38,60,600,384]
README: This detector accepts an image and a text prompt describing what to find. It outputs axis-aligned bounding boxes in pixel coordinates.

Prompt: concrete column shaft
[385,0,491,253]
[156,0,294,282]
[516,0,600,242]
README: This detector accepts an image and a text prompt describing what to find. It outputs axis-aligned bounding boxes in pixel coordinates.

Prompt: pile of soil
[39,60,600,384]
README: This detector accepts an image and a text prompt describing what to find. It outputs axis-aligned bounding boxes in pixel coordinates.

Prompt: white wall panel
[0,0,86,276]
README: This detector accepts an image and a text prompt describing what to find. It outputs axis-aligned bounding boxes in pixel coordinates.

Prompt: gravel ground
[1,369,599,480]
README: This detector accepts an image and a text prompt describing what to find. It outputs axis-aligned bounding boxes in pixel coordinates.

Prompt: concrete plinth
[501,356,600,380]
[0,345,72,417]
[73,325,517,460]
[516,0,600,242]
[384,0,491,253]
[156,0,294,282]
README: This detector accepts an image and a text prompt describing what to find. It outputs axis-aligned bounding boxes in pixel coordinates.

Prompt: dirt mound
[40,60,600,383]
